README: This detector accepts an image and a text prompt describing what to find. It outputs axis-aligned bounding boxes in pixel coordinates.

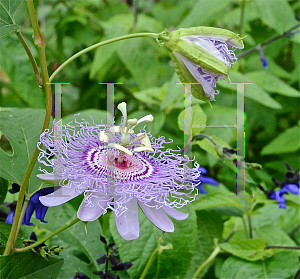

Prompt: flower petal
[77,195,109,222]
[115,198,139,240]
[138,202,174,232]
[39,186,82,207]
[37,173,66,183]
[161,206,188,220]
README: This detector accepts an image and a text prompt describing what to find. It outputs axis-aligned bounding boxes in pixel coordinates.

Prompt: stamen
[131,114,154,130]
[134,147,154,153]
[117,102,127,128]
[99,131,108,143]
[108,143,133,155]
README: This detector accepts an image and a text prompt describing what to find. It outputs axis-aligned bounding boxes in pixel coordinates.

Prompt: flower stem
[13,218,80,253]
[15,31,42,85]
[3,0,52,255]
[140,247,159,279]
[49,32,161,82]
[192,246,221,279]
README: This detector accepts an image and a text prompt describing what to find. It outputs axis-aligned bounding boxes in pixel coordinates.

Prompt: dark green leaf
[221,251,299,279]
[0,0,22,38]
[110,204,197,279]
[0,177,8,205]
[0,108,46,194]
[261,125,300,155]
[0,251,63,279]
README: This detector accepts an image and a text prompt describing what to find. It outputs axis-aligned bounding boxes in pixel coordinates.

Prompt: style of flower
[193,167,219,194]
[165,27,244,102]
[269,181,299,209]
[5,187,55,226]
[37,102,200,240]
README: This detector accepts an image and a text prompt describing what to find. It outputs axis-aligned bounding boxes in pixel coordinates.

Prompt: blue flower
[269,181,299,209]
[5,187,55,226]
[194,167,219,194]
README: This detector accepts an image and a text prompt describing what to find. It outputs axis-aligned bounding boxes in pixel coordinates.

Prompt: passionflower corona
[165,27,244,102]
[37,103,200,240]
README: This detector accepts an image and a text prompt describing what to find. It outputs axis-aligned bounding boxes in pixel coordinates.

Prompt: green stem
[49,32,163,82]
[242,215,249,239]
[15,31,42,85]
[140,247,159,279]
[238,0,246,35]
[13,218,80,253]
[14,200,28,243]
[265,245,300,250]
[4,0,52,255]
[192,246,221,279]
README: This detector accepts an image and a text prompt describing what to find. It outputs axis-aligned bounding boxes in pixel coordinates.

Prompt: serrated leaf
[218,71,282,109]
[220,252,299,279]
[246,71,300,97]
[178,104,207,135]
[185,211,223,278]
[261,125,300,155]
[0,251,63,279]
[0,108,46,194]
[110,204,197,279]
[253,0,298,34]
[0,0,22,38]
[219,238,269,261]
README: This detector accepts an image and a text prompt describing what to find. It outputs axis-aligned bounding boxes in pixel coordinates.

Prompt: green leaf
[0,177,8,205]
[0,222,23,248]
[0,0,22,38]
[253,0,298,34]
[0,108,46,194]
[118,37,159,89]
[178,0,231,27]
[160,74,182,110]
[133,87,165,106]
[185,211,223,278]
[221,252,299,279]
[218,71,282,109]
[219,238,269,261]
[261,125,299,155]
[0,251,63,279]
[246,71,300,97]
[178,104,207,135]
[110,204,197,279]
[193,192,244,212]
[32,203,104,278]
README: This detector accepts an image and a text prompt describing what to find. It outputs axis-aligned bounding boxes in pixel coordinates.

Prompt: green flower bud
[166,27,244,102]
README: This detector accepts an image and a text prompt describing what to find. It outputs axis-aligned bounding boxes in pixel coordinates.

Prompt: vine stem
[4,0,52,255]
[192,246,221,279]
[140,247,160,279]
[14,200,28,243]
[13,218,80,253]
[15,31,42,85]
[49,32,166,82]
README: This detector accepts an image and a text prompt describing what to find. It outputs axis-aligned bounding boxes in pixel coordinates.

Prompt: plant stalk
[4,0,52,255]
[13,218,80,252]
[192,246,221,279]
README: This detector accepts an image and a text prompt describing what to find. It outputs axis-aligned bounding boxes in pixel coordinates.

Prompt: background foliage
[0,0,299,278]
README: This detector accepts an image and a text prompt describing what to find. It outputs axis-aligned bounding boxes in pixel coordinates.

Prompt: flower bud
[166,27,244,102]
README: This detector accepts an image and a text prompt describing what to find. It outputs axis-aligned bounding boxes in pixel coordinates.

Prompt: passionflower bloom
[193,167,219,194]
[5,187,55,225]
[165,27,244,102]
[269,181,299,209]
[37,103,200,240]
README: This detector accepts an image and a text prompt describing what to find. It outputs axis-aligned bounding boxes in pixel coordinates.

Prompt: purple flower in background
[5,187,55,226]
[194,167,219,194]
[37,103,200,240]
[269,181,299,209]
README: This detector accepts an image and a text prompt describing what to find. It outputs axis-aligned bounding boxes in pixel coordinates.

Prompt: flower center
[99,102,155,163]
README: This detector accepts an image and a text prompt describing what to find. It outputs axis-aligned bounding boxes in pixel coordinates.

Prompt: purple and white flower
[37,103,200,240]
